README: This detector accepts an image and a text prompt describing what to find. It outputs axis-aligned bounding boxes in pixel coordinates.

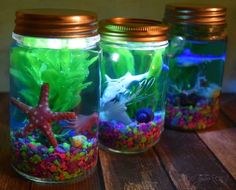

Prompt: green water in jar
[10,35,100,182]
[99,41,169,153]
[166,38,226,130]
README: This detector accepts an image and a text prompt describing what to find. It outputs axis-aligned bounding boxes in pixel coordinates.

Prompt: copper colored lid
[14,9,98,38]
[164,4,227,26]
[99,18,168,42]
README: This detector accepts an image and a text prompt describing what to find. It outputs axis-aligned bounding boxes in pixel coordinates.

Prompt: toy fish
[101,72,148,107]
[100,72,155,125]
[100,101,132,124]
[176,49,225,67]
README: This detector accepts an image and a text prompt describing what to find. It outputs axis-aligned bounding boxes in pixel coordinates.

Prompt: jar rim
[100,38,168,50]
[164,4,227,26]
[99,18,168,42]
[12,33,100,49]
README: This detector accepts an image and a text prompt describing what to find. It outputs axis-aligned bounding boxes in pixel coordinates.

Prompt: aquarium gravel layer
[12,135,97,181]
[165,95,220,130]
[99,116,163,153]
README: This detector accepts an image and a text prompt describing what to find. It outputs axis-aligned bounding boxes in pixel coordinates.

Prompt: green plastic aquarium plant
[168,59,199,93]
[11,46,98,112]
[101,45,135,79]
[101,44,166,119]
[126,50,164,118]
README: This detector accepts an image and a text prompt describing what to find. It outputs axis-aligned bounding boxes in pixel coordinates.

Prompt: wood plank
[0,93,31,190]
[31,165,104,190]
[155,130,236,190]
[99,149,175,190]
[0,154,31,190]
[197,112,236,179]
[220,93,236,124]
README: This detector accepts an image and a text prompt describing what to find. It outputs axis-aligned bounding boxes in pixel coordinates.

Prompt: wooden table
[0,93,235,190]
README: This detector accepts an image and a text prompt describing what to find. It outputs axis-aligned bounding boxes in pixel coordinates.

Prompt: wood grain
[220,93,236,124]
[155,130,236,190]
[0,93,31,190]
[99,149,175,190]
[197,104,236,179]
[31,167,104,190]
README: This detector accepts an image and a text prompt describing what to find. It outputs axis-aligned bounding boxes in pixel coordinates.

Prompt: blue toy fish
[176,49,225,67]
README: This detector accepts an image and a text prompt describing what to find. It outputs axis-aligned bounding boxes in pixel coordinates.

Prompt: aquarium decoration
[10,9,100,183]
[11,83,76,147]
[99,18,169,153]
[99,68,165,152]
[164,4,227,130]
[11,83,98,181]
[10,46,97,112]
[175,49,226,67]
[99,114,163,152]
[136,108,154,123]
[166,73,221,129]
[100,71,151,124]
[62,113,99,136]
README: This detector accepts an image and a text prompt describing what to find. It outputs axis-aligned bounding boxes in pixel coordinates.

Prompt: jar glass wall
[166,36,226,129]
[164,5,227,130]
[99,35,169,153]
[10,27,100,182]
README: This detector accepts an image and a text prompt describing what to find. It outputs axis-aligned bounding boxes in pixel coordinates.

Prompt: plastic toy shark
[101,72,148,106]
[100,72,152,124]
[176,49,225,67]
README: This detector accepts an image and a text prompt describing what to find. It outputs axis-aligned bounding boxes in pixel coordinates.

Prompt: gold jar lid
[99,18,168,42]
[164,4,227,26]
[14,9,98,38]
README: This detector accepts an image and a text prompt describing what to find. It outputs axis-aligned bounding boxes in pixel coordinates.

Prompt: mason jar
[10,9,100,183]
[163,4,227,130]
[99,18,169,154]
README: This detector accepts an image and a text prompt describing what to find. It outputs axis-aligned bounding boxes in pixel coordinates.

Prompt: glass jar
[10,9,100,183]
[99,18,169,153]
[163,4,227,130]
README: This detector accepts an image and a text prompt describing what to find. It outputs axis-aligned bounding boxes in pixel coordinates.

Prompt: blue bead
[136,108,154,123]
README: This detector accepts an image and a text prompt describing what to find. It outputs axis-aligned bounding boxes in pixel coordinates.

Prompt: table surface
[0,93,236,190]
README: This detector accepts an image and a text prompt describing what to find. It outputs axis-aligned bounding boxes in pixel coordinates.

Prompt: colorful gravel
[165,94,220,130]
[99,115,163,153]
[11,134,98,182]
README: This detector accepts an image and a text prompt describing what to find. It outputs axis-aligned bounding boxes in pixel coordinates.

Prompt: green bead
[141,137,147,143]
[48,147,54,153]
[21,144,27,151]
[133,128,138,135]
[30,154,42,164]
[63,142,70,150]
[79,152,85,157]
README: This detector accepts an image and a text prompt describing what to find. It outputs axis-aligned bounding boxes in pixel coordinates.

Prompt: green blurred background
[0,0,235,92]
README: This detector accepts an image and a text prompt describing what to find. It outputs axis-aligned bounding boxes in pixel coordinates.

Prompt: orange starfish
[11,83,76,147]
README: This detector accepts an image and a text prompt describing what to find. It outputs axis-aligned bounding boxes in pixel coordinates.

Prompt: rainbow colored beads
[165,94,220,130]
[99,115,163,153]
[12,134,97,181]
